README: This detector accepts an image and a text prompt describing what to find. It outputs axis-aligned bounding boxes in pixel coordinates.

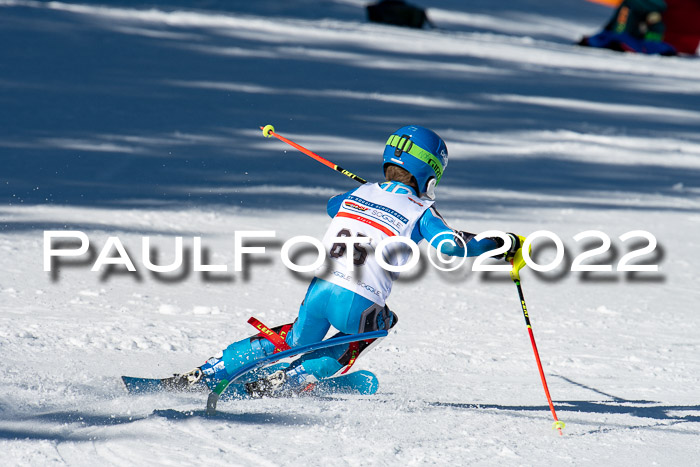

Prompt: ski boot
[160,367,208,392]
[160,355,228,392]
[244,366,315,398]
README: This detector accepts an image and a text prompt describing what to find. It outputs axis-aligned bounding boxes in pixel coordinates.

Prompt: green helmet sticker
[386,135,445,184]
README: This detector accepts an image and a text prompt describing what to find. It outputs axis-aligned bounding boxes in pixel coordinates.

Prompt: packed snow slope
[1,0,699,465]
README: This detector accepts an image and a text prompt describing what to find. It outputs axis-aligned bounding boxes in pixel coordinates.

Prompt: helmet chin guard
[424,178,437,200]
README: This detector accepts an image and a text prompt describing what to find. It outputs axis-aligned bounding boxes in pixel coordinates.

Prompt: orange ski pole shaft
[260,124,367,184]
[513,277,565,435]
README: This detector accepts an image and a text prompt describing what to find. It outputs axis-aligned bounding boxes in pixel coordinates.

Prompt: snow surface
[1,0,699,465]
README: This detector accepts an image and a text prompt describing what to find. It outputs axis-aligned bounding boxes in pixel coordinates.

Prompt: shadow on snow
[1,3,698,218]
[430,375,700,435]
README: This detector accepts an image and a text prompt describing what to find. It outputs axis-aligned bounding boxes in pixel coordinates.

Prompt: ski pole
[511,263,565,435]
[260,124,367,184]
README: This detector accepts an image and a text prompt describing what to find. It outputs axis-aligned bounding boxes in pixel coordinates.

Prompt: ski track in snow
[1,0,699,465]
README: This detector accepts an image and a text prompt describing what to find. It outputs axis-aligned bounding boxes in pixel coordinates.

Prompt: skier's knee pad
[222,321,295,373]
[221,338,265,373]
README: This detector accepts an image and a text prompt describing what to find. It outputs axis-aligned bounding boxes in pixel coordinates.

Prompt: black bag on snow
[366,0,433,29]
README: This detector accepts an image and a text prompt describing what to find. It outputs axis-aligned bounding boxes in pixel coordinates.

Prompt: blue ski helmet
[382,125,448,199]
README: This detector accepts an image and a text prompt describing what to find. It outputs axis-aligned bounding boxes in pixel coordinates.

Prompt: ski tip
[262,124,275,137]
[361,371,380,395]
[121,375,137,392]
[315,370,379,396]
[121,375,162,394]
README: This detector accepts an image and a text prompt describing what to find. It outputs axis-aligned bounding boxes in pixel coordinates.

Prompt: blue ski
[121,368,378,399]
[205,330,387,414]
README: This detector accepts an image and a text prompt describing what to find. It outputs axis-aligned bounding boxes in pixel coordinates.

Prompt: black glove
[492,232,523,262]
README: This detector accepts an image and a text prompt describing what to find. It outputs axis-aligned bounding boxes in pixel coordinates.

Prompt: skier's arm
[326,187,360,218]
[413,207,499,257]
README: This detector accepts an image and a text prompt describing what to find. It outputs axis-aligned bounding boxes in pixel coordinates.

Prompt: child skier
[166,125,527,396]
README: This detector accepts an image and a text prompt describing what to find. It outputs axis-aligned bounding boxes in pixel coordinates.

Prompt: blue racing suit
[201,182,499,386]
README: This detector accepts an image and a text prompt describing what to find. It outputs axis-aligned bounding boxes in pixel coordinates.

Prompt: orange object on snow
[586,0,623,6]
